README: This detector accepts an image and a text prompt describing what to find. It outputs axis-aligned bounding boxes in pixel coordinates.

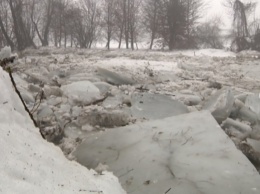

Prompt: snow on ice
[0,66,126,194]
[2,47,260,194]
[74,111,260,194]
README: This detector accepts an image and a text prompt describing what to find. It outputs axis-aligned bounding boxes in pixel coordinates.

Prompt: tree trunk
[124,0,129,49]
[70,34,73,47]
[0,17,15,50]
[130,26,134,50]
[9,0,36,50]
[150,31,155,49]
[118,25,123,48]
[64,31,67,48]
[107,37,110,50]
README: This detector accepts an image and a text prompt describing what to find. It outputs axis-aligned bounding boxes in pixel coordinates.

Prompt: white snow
[0,67,126,194]
[7,47,260,194]
[172,49,236,57]
[0,46,11,60]
[61,81,102,106]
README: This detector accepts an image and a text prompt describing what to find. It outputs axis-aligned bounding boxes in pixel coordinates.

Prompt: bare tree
[233,0,250,37]
[143,0,161,49]
[184,0,204,48]
[30,0,54,46]
[129,0,140,49]
[102,0,116,49]
[252,28,260,50]
[71,0,102,48]
[196,16,224,49]
[165,0,187,50]
[0,0,15,49]
[63,2,79,47]
[113,0,125,48]
[224,0,257,51]
[8,0,36,50]
[51,0,70,47]
[148,0,204,50]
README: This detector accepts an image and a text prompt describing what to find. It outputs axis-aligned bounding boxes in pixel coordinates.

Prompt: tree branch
[0,58,45,139]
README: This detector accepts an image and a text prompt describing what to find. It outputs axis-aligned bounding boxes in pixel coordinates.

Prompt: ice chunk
[245,94,260,116]
[0,46,11,60]
[61,81,102,106]
[71,106,82,118]
[235,93,249,103]
[59,104,71,113]
[102,95,124,109]
[175,94,202,106]
[238,106,260,125]
[94,82,112,95]
[230,99,260,125]
[44,85,63,97]
[28,84,41,93]
[248,139,260,153]
[97,67,135,85]
[37,106,54,121]
[130,93,189,120]
[77,109,130,128]
[222,118,252,134]
[73,111,260,194]
[20,90,35,105]
[203,88,235,123]
[64,123,83,139]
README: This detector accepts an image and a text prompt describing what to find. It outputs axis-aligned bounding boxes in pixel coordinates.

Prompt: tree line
[0,0,259,51]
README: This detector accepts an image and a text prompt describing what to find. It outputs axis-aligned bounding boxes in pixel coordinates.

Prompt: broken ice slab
[37,105,54,121]
[44,85,63,98]
[73,111,260,194]
[248,139,260,153]
[175,94,202,106]
[93,82,112,95]
[130,93,189,120]
[238,106,260,125]
[203,88,234,123]
[250,125,260,140]
[231,99,260,126]
[61,81,102,106]
[0,46,11,60]
[20,90,35,105]
[97,67,135,85]
[245,94,260,116]
[222,118,252,134]
[77,109,130,128]
[235,93,250,103]
[102,96,124,109]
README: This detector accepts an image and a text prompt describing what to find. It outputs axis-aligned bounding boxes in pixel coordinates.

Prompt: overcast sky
[203,0,260,29]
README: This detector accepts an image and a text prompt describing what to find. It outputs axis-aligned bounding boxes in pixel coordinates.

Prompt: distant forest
[0,0,260,51]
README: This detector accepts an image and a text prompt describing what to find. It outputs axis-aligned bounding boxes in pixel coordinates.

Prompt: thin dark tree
[31,0,55,46]
[102,0,116,50]
[143,0,161,49]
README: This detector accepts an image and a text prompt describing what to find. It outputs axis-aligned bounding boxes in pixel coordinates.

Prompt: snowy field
[2,47,260,193]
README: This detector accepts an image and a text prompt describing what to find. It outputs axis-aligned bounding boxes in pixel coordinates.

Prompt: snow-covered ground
[0,67,126,193]
[2,47,260,194]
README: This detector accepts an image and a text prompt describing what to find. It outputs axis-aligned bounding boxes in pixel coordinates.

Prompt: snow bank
[175,49,236,57]
[0,67,125,194]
